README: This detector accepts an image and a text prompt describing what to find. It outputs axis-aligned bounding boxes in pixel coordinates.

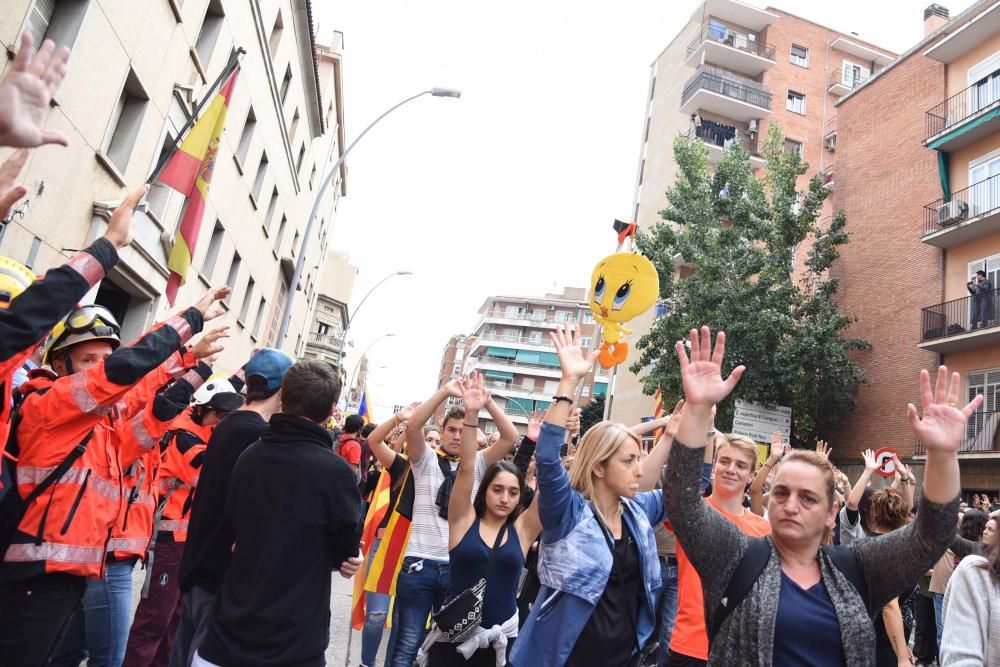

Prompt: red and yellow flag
[653,384,665,442]
[160,69,239,305]
[350,468,392,630]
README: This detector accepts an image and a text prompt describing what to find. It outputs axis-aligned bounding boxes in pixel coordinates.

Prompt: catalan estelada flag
[350,468,392,630]
[159,69,239,305]
[357,387,371,425]
[365,466,413,597]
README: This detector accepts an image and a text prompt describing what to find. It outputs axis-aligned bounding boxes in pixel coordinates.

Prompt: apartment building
[299,250,357,373]
[0,0,346,373]
[433,334,472,427]
[833,1,1000,492]
[459,287,609,435]
[610,0,896,427]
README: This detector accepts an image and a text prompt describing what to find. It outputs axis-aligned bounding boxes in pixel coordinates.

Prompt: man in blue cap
[169,349,294,667]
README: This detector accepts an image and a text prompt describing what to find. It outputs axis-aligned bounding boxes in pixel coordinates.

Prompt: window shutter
[26,0,56,54]
[102,90,127,155]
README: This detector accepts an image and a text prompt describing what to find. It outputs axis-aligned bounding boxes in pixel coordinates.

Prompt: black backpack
[0,386,93,555]
[708,537,870,642]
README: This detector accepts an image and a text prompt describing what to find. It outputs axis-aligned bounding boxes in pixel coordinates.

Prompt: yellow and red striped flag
[653,384,665,441]
[160,69,240,305]
[350,468,392,629]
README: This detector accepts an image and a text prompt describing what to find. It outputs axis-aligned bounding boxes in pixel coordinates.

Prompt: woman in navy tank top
[418,372,542,666]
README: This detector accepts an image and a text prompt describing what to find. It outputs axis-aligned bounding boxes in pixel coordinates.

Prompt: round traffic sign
[873,447,897,478]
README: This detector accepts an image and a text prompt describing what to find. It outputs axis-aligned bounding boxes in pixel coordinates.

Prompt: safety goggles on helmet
[43,304,122,366]
[0,256,36,310]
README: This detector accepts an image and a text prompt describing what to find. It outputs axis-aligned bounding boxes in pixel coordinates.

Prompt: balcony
[925,80,1000,151]
[827,69,870,97]
[688,121,766,169]
[305,331,344,352]
[915,411,1000,455]
[680,67,771,123]
[477,307,584,331]
[685,24,776,78]
[922,172,1000,248]
[919,288,1000,353]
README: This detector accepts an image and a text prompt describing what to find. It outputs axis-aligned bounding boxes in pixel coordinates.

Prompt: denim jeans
[388,556,450,667]
[933,592,944,654]
[50,559,136,667]
[361,538,393,667]
[656,559,679,667]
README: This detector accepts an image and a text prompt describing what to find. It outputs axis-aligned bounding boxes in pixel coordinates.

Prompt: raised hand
[862,448,878,472]
[194,286,231,321]
[907,366,984,455]
[0,148,29,220]
[459,372,489,413]
[396,401,420,423]
[566,407,582,438]
[664,399,686,438]
[526,410,543,441]
[815,440,832,461]
[550,324,597,382]
[892,454,913,483]
[0,34,71,149]
[104,185,148,249]
[190,326,229,359]
[443,378,463,398]
[674,327,744,407]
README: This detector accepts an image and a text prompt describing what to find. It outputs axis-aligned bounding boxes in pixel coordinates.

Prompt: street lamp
[347,333,396,404]
[276,87,462,348]
[337,270,412,367]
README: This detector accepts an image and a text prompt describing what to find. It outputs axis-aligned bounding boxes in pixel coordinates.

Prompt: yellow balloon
[589,252,660,367]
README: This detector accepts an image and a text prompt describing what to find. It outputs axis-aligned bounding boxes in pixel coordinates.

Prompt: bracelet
[552,395,573,405]
[462,422,479,428]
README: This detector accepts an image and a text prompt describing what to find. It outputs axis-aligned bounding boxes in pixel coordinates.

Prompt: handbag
[432,523,507,642]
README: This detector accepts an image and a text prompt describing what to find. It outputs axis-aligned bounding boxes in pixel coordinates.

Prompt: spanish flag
[160,69,240,305]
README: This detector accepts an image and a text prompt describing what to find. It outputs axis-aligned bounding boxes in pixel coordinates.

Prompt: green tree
[631,124,869,446]
[579,394,605,438]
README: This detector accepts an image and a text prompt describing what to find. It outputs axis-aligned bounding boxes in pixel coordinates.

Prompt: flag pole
[146,48,246,186]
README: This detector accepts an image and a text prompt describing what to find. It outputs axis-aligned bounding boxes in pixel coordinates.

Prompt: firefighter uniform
[0,307,204,666]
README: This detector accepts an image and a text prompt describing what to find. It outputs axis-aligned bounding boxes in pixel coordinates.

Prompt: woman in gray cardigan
[663,326,978,666]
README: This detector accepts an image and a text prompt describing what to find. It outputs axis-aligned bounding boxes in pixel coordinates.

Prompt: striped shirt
[404,449,486,562]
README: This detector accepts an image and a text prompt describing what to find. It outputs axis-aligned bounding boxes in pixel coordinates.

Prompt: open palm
[0,34,71,148]
[908,367,983,454]
[460,373,488,413]
[675,327,744,406]
[550,324,597,381]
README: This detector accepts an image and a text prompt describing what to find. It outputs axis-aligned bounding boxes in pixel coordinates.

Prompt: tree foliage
[579,394,605,438]
[631,124,869,446]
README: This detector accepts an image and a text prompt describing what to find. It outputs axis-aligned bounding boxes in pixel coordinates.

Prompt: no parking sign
[873,447,897,478]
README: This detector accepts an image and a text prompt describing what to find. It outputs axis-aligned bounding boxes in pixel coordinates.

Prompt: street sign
[873,447,897,478]
[732,399,792,443]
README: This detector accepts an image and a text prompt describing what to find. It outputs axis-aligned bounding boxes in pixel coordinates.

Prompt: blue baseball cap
[245,348,294,392]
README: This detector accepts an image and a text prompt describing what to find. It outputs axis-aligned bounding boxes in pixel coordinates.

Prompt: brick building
[610,0,896,427]
[834,1,1000,494]
[432,334,472,427]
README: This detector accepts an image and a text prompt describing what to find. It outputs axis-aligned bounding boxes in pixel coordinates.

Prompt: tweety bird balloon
[590,253,660,368]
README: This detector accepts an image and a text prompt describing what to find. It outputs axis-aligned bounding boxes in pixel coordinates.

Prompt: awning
[538,352,560,367]
[484,370,514,380]
[927,107,1000,151]
[487,346,516,359]
[533,400,551,411]
[515,350,540,363]
[594,382,609,396]
[938,151,950,201]
[507,397,532,415]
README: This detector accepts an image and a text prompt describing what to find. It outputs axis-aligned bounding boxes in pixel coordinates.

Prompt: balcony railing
[828,69,870,93]
[477,354,561,371]
[926,79,1000,140]
[681,69,772,111]
[915,410,1000,454]
[686,24,776,61]
[307,332,344,348]
[921,288,1000,342]
[475,332,556,348]
[690,122,761,157]
[922,171,1000,236]
[481,307,584,325]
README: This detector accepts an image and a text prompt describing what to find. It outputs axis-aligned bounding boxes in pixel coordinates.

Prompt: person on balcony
[968,270,993,329]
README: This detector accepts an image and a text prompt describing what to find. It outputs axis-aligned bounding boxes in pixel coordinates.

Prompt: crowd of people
[0,33,999,667]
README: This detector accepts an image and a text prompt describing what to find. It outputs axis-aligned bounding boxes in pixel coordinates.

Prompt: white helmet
[192,377,244,413]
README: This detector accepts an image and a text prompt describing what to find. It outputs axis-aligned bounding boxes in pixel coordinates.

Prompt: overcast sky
[314,0,974,416]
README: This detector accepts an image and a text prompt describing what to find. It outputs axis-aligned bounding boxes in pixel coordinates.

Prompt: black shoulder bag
[432,523,507,642]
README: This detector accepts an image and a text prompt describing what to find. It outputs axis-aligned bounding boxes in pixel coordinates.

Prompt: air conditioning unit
[824,134,837,151]
[747,119,759,134]
[938,200,969,226]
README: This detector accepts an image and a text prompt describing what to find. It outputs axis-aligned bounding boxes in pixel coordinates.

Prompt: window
[968,253,1000,295]
[783,138,803,157]
[580,336,592,348]
[309,164,317,190]
[528,331,542,344]
[239,277,254,322]
[101,69,149,173]
[25,236,42,269]
[280,64,293,104]
[273,215,287,252]
[841,61,869,89]
[554,311,571,322]
[521,378,534,390]
[225,252,241,292]
[969,150,1000,215]
[235,107,256,164]
[790,44,809,67]
[966,369,1000,441]
[291,230,300,256]
[263,188,279,233]
[25,0,89,54]
[268,10,283,57]
[289,108,300,142]
[194,0,224,65]
[582,311,594,323]
[267,280,289,345]
[201,221,224,277]
[786,90,806,114]
[543,380,560,395]
[504,305,520,319]
[251,151,268,201]
[252,296,266,337]
[146,99,190,224]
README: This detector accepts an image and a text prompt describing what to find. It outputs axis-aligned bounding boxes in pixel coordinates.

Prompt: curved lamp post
[277,88,461,348]
[337,270,412,368]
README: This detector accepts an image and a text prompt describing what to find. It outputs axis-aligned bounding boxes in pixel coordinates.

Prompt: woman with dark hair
[867,488,917,666]
[418,373,541,666]
[941,518,1000,665]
